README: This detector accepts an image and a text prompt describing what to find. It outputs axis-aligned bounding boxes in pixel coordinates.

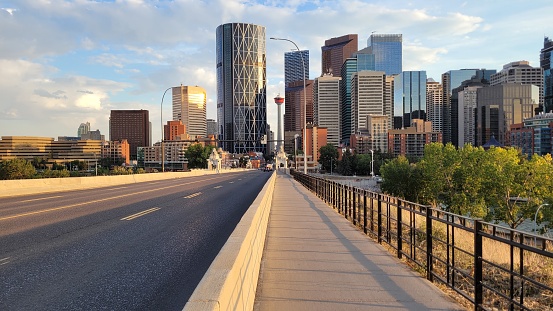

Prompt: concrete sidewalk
[254,171,463,311]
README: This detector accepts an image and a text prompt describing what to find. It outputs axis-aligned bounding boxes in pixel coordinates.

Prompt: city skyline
[0,0,552,143]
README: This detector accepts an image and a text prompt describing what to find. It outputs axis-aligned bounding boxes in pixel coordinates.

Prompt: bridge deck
[254,170,463,311]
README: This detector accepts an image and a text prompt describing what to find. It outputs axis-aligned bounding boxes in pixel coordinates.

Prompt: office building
[456,86,482,147]
[365,114,389,152]
[321,34,358,76]
[351,71,386,134]
[491,61,543,107]
[305,125,328,165]
[476,84,539,146]
[313,74,341,146]
[164,120,186,141]
[541,37,553,113]
[78,122,90,138]
[509,112,553,156]
[284,80,314,131]
[284,50,309,86]
[216,23,267,154]
[441,69,496,143]
[367,34,402,75]
[426,79,443,133]
[394,71,427,129]
[206,119,218,137]
[109,110,150,160]
[102,140,130,165]
[172,85,206,139]
[81,130,104,141]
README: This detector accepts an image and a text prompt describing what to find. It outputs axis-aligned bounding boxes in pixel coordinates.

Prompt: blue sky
[0,0,552,142]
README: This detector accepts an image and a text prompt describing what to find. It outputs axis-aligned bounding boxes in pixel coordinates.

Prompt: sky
[0,0,552,144]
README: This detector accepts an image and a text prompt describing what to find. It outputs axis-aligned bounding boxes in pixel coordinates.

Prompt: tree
[355,154,372,176]
[336,149,356,176]
[0,158,37,180]
[185,143,214,169]
[318,144,338,172]
[380,156,422,202]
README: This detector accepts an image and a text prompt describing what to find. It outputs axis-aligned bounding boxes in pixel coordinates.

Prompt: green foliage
[318,144,338,172]
[185,143,213,169]
[336,149,357,176]
[380,156,422,202]
[111,166,133,175]
[0,158,37,180]
[39,169,70,178]
[355,154,372,176]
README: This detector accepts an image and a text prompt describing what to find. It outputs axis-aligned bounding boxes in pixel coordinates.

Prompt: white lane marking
[107,186,129,191]
[0,257,10,265]
[184,192,202,199]
[19,196,63,203]
[213,186,223,189]
[121,207,160,221]
[229,181,234,184]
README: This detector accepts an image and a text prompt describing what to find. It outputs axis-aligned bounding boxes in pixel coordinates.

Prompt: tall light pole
[370,149,374,177]
[161,87,172,173]
[294,133,299,170]
[270,37,307,174]
[534,203,551,245]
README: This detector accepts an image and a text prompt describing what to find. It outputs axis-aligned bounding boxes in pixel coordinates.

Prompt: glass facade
[216,23,267,154]
[284,50,309,86]
[367,34,402,76]
[541,37,553,113]
[394,71,427,129]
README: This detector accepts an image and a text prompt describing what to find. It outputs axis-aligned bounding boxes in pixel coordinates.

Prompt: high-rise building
[313,74,341,146]
[366,114,389,152]
[456,86,482,147]
[441,69,496,144]
[491,61,543,107]
[216,23,267,154]
[351,71,386,134]
[340,48,376,144]
[476,83,539,146]
[78,122,90,138]
[394,71,427,129]
[388,119,441,158]
[284,50,309,86]
[541,37,553,113]
[206,119,218,137]
[109,110,150,160]
[426,79,443,134]
[509,112,553,156]
[321,34,358,76]
[172,85,206,139]
[367,34,402,75]
[284,80,314,131]
[164,120,186,141]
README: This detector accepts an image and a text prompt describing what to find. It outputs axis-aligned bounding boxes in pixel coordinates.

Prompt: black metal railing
[291,170,553,311]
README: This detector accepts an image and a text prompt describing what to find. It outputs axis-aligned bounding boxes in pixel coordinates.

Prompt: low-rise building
[388,119,441,158]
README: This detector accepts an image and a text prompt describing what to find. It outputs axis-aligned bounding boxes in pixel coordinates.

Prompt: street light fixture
[270,37,307,174]
[370,149,374,177]
[534,203,551,245]
[294,133,299,170]
[160,87,172,173]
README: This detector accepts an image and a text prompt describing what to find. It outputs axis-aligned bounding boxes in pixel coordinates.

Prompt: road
[0,170,271,311]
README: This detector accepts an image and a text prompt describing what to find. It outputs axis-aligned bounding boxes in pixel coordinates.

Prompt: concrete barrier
[183,171,276,311]
[0,168,248,198]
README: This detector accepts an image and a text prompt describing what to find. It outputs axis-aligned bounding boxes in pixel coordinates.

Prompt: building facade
[284,50,309,86]
[491,61,543,107]
[388,120,441,158]
[172,85,207,139]
[78,122,90,138]
[476,83,539,146]
[366,114,389,152]
[321,34,358,76]
[109,110,150,160]
[366,34,402,76]
[313,74,341,146]
[164,120,186,141]
[456,86,482,147]
[426,79,443,133]
[394,71,427,129]
[510,112,553,156]
[541,37,553,113]
[216,22,267,154]
[305,126,328,164]
[206,119,218,137]
[102,140,130,165]
[351,71,386,134]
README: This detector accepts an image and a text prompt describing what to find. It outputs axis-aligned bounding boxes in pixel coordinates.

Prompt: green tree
[0,158,37,180]
[380,156,422,202]
[336,149,357,176]
[318,144,338,173]
[185,143,214,169]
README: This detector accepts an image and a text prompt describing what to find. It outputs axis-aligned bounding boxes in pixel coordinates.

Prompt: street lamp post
[534,203,551,245]
[370,149,374,177]
[294,134,299,170]
[160,87,172,173]
[270,37,307,174]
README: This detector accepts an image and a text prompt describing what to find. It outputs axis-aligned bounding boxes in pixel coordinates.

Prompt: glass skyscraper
[284,50,309,86]
[367,34,402,76]
[541,36,553,113]
[216,23,267,154]
[394,71,427,129]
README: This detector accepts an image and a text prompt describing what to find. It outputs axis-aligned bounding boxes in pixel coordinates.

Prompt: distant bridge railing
[291,170,553,311]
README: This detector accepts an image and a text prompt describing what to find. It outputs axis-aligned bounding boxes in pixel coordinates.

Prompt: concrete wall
[183,171,276,311]
[0,168,246,198]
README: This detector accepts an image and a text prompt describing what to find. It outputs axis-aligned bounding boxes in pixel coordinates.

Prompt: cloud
[33,89,68,99]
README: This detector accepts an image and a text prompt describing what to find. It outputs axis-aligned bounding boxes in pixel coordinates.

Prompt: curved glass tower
[216,23,267,154]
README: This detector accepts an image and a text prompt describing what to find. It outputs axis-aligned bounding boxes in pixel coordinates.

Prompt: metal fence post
[353,188,357,225]
[363,190,368,234]
[397,199,403,259]
[377,194,383,244]
[426,207,433,281]
[474,220,483,309]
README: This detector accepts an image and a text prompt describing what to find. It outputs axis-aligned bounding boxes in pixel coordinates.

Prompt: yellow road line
[121,207,160,220]
[107,186,129,191]
[0,176,225,221]
[19,195,63,203]
[184,192,202,199]
[0,257,10,265]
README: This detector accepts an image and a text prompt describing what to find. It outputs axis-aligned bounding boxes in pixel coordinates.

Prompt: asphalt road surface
[0,170,271,310]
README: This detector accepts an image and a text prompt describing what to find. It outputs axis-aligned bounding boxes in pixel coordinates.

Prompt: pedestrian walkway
[254,171,463,311]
